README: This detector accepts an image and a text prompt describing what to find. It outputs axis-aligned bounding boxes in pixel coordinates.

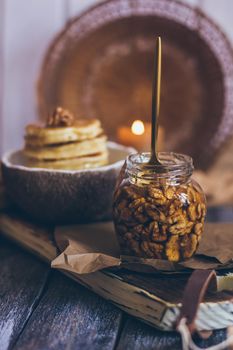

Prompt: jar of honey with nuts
[113,152,206,262]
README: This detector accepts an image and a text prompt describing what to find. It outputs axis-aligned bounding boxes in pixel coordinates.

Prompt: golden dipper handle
[149,36,162,165]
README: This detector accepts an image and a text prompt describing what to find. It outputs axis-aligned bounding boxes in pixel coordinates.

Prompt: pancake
[24,135,108,160]
[25,119,103,146]
[24,107,108,170]
[23,151,109,170]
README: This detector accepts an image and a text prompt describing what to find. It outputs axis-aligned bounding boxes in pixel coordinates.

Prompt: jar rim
[126,152,193,180]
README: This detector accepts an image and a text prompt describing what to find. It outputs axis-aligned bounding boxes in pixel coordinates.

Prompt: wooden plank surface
[0,208,232,349]
[13,271,122,350]
[116,317,227,350]
[117,317,181,350]
[0,237,50,350]
[1,210,233,333]
[0,236,229,350]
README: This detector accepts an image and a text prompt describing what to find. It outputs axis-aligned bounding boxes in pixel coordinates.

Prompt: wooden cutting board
[0,212,233,332]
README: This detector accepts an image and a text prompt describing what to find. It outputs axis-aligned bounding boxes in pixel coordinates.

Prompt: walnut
[164,187,175,200]
[168,203,176,216]
[144,203,160,220]
[166,235,180,262]
[117,199,128,211]
[185,221,194,234]
[160,224,168,236]
[149,221,159,235]
[113,179,206,262]
[169,221,186,235]
[194,222,203,236]
[148,242,164,259]
[119,208,132,222]
[167,210,185,225]
[187,204,197,221]
[136,213,148,224]
[148,187,167,205]
[46,107,75,127]
[196,203,203,219]
[131,224,149,240]
[129,198,146,210]
[127,238,141,255]
[150,222,167,242]
[187,186,197,202]
[123,186,141,200]
[159,211,167,223]
[140,241,154,258]
[140,241,164,259]
[173,198,184,208]
[181,234,198,259]
[201,203,207,217]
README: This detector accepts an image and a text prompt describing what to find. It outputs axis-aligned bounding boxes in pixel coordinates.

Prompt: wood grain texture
[0,237,50,350]
[13,271,122,350]
[0,226,229,350]
[0,228,229,350]
[117,317,181,350]
[0,208,232,348]
[116,317,227,350]
[1,210,233,332]
[0,212,57,261]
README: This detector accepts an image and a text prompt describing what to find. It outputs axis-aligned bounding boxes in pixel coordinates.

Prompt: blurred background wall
[0,0,232,155]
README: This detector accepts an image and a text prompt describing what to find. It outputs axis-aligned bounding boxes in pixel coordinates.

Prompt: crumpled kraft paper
[51,222,233,274]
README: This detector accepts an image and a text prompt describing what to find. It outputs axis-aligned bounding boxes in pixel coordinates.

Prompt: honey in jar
[113,152,206,262]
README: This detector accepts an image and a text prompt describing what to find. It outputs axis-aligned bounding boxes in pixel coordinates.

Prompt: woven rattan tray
[37,0,233,169]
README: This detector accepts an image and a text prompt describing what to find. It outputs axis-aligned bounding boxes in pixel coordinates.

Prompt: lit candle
[117,120,164,152]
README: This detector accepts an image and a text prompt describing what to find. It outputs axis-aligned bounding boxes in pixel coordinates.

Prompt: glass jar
[113,152,206,262]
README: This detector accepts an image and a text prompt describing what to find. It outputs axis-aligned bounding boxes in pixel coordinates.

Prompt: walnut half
[46,107,75,127]
[113,179,206,262]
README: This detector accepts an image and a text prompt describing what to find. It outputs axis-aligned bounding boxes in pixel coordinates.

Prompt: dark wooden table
[0,207,232,350]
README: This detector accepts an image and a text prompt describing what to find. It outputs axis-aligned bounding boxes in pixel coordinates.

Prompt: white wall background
[0,0,233,155]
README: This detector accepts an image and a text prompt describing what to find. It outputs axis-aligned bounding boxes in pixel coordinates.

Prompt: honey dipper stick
[149,36,163,165]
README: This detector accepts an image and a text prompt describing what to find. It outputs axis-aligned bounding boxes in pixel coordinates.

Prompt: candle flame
[131,120,145,135]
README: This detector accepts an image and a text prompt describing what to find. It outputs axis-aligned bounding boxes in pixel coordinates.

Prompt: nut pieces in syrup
[113,182,206,262]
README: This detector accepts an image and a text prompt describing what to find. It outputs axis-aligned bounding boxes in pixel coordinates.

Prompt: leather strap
[176,270,217,334]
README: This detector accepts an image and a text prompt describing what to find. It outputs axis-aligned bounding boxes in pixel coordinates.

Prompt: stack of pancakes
[24,107,108,170]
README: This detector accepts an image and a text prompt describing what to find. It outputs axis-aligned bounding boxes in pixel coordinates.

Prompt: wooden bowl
[2,142,133,224]
[37,0,233,170]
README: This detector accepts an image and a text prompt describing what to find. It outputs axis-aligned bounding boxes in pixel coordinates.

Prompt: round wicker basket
[37,0,233,169]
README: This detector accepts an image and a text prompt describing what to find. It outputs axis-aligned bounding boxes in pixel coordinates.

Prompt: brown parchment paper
[51,222,233,274]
